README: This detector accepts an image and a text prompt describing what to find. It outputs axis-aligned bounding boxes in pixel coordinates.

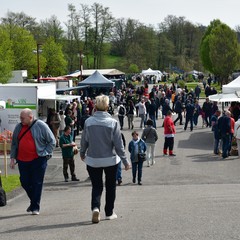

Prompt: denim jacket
[128,138,146,163]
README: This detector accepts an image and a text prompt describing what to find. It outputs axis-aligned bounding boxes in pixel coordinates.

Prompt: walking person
[163,111,176,156]
[217,111,231,159]
[126,100,135,129]
[136,98,147,129]
[211,110,221,155]
[193,100,201,126]
[10,108,56,215]
[128,131,147,185]
[59,126,80,182]
[184,100,195,131]
[141,119,158,167]
[148,98,157,129]
[173,97,183,125]
[117,102,126,130]
[80,95,130,224]
[202,97,212,127]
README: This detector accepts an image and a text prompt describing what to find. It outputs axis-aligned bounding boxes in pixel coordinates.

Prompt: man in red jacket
[163,110,176,156]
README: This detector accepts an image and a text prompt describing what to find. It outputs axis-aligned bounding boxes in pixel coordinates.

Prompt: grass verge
[1,174,21,193]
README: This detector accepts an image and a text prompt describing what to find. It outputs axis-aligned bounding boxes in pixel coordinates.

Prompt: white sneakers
[92,208,100,223]
[32,210,39,215]
[105,212,117,220]
[92,208,118,223]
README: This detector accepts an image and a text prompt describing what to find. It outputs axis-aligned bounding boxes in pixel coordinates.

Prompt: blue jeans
[132,161,143,183]
[213,137,220,154]
[87,164,118,216]
[116,162,122,181]
[17,156,48,211]
[149,115,156,128]
[193,114,199,126]
[139,114,145,128]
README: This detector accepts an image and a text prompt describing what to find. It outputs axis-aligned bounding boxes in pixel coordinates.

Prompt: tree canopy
[200,19,240,85]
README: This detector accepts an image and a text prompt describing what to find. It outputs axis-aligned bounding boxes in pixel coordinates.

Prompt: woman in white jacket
[234,116,240,157]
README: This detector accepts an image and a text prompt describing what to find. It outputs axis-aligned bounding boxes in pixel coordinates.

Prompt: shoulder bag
[138,141,146,162]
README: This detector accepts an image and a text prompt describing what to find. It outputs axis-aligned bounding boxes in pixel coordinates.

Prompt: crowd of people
[9,79,240,224]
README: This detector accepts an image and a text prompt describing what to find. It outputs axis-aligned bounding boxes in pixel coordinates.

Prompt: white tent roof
[209,91,240,102]
[222,76,240,94]
[141,68,163,76]
[66,69,124,78]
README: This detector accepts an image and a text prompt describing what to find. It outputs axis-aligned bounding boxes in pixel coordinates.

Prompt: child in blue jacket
[128,131,147,185]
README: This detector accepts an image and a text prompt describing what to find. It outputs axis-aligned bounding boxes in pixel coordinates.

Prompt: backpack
[118,106,125,115]
[0,186,7,207]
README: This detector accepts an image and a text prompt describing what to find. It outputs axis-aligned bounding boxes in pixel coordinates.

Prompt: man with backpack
[117,102,126,130]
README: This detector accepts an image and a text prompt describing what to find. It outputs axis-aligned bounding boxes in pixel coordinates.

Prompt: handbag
[73,146,78,155]
[138,142,146,162]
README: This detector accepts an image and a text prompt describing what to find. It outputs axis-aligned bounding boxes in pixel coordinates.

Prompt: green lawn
[1,174,21,193]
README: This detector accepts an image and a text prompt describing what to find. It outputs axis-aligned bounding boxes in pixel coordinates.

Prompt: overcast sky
[0,0,239,29]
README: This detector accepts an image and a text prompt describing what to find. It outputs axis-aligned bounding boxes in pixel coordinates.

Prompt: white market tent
[222,76,240,94]
[66,69,125,78]
[141,68,163,81]
[209,92,240,102]
[209,76,240,102]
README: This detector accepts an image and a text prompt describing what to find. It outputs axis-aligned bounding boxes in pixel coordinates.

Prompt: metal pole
[80,50,83,81]
[37,44,40,83]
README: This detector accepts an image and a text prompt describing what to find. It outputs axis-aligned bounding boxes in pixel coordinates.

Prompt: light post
[33,44,42,83]
[78,50,84,81]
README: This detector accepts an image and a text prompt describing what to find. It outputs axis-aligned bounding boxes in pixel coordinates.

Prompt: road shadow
[189,153,239,162]
[177,131,213,151]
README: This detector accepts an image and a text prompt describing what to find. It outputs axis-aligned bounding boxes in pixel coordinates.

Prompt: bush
[177,80,185,89]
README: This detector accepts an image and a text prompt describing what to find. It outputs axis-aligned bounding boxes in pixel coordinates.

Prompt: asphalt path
[1,103,240,240]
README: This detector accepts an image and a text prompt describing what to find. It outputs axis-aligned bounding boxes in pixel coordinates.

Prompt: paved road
[1,110,240,240]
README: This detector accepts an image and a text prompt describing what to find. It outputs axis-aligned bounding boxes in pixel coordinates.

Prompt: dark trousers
[132,161,143,183]
[222,134,230,158]
[184,115,193,131]
[205,114,211,127]
[174,112,182,125]
[17,157,48,211]
[228,133,233,153]
[63,157,76,179]
[118,116,124,129]
[193,114,199,126]
[164,137,174,154]
[87,164,118,216]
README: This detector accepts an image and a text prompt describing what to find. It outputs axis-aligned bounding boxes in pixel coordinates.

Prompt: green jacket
[59,134,74,158]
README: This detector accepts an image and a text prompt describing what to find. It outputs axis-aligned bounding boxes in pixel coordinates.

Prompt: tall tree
[89,3,114,68]
[65,4,83,73]
[9,26,39,77]
[0,26,14,83]
[200,20,240,84]
[42,37,67,76]
[39,16,64,43]
[200,20,222,73]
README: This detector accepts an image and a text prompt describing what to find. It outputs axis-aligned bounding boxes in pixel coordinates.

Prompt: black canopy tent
[78,70,115,88]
